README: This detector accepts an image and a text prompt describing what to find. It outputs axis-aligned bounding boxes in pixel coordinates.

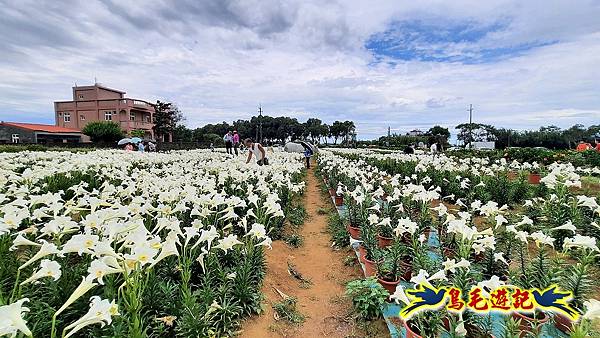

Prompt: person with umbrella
[118,138,134,151]
[300,141,313,169]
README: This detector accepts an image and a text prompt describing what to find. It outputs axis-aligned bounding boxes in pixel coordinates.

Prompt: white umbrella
[118,138,132,145]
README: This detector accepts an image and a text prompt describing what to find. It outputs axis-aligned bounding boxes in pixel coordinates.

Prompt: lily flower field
[317,148,600,338]
[1,147,600,337]
[0,149,305,337]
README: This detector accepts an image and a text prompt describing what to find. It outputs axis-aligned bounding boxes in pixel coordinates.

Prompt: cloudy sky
[1,0,599,139]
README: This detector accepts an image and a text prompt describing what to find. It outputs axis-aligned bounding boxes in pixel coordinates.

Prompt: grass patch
[328,212,348,249]
[317,207,330,215]
[284,234,304,248]
[344,255,357,267]
[287,204,307,227]
[272,297,305,324]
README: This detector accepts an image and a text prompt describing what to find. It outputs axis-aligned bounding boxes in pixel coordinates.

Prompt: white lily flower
[530,231,555,247]
[582,299,600,320]
[563,235,599,252]
[367,213,379,225]
[62,234,99,255]
[246,223,267,239]
[494,252,508,265]
[19,241,60,270]
[390,284,410,305]
[87,257,123,285]
[214,234,242,253]
[443,258,471,273]
[0,298,31,337]
[551,221,576,233]
[21,259,61,285]
[9,234,41,251]
[410,269,430,287]
[55,276,98,317]
[63,296,119,338]
[427,269,447,282]
[477,275,505,298]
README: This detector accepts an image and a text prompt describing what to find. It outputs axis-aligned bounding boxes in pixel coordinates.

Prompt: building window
[78,94,84,99]
[146,114,151,123]
[58,112,63,116]
[104,111,112,121]
[130,112,135,121]
[80,115,85,121]
[64,112,71,122]
[11,134,19,143]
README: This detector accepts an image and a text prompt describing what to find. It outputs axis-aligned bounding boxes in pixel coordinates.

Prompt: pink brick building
[54,84,156,141]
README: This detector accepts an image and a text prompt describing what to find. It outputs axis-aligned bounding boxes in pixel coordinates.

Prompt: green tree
[329,121,345,144]
[304,118,330,144]
[173,124,193,142]
[455,123,496,146]
[342,121,356,145]
[82,121,124,143]
[427,126,450,150]
[153,100,184,142]
[130,129,145,138]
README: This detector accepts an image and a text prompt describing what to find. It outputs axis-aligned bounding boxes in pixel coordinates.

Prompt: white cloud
[0,0,599,139]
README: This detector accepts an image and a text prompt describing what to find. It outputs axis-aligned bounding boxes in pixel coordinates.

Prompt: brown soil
[240,167,388,338]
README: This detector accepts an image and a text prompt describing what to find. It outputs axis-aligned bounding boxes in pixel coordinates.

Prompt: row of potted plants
[318,149,600,338]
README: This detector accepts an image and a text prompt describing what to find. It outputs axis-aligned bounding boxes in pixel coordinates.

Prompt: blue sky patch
[365,19,555,64]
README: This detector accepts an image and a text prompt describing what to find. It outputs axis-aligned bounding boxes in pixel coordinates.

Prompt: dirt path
[240,167,381,338]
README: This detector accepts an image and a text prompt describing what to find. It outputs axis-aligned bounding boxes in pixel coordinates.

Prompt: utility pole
[468,104,473,147]
[386,126,391,147]
[257,104,263,144]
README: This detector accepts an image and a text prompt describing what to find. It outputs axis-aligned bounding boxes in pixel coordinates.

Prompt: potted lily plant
[510,232,556,336]
[346,198,362,239]
[327,176,339,197]
[376,241,410,295]
[377,216,394,248]
[554,246,597,333]
[528,169,541,185]
[403,312,443,338]
[334,184,344,206]
[360,224,380,277]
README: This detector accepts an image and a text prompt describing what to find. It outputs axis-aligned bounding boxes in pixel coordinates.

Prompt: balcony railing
[119,121,154,130]
[57,99,153,110]
[132,100,149,107]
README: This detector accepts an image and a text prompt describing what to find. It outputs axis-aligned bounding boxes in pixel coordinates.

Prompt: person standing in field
[430,142,438,153]
[233,130,240,156]
[245,138,268,165]
[124,143,133,151]
[138,142,145,153]
[303,146,313,169]
[223,131,233,155]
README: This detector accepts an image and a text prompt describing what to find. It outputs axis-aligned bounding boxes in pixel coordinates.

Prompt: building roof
[74,84,126,94]
[0,122,81,133]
